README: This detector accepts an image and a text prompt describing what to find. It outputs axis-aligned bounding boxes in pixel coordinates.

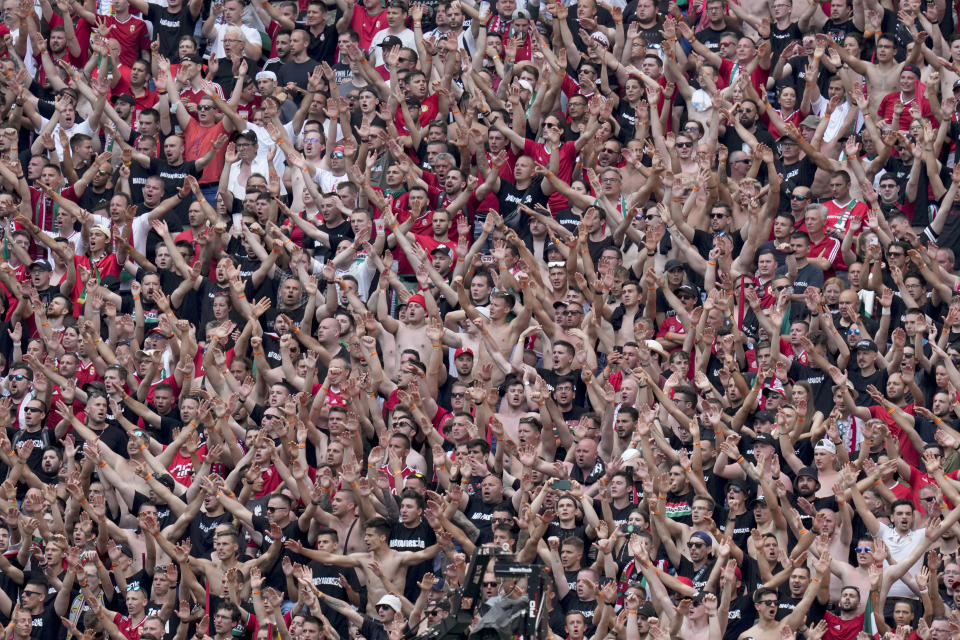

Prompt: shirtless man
[377,291,433,375]
[285,517,441,616]
[150,523,282,596]
[455,281,532,360]
[311,485,370,555]
[739,552,828,640]
[829,34,921,113]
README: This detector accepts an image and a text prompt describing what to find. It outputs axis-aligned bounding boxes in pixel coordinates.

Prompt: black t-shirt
[723,593,757,640]
[788,358,833,416]
[722,123,777,156]
[189,510,234,558]
[464,493,497,534]
[770,22,802,62]
[559,592,598,622]
[692,227,745,260]
[277,59,322,94]
[133,491,173,528]
[143,4,200,58]
[312,561,361,640]
[822,18,861,44]
[847,361,889,406]
[697,25,736,53]
[251,514,308,591]
[145,157,202,227]
[318,219,354,261]
[30,605,61,640]
[307,23,339,64]
[676,556,716,592]
[77,186,114,214]
[775,591,826,623]
[495,177,547,230]
[777,156,817,210]
[9,426,51,474]
[389,519,436,602]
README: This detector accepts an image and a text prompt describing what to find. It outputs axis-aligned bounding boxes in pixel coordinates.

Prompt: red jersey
[350,7,388,50]
[823,611,865,640]
[101,15,150,66]
[112,613,145,640]
[823,198,869,236]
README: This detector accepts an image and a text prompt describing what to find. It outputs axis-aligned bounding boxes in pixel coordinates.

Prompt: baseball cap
[380,35,403,49]
[754,410,775,423]
[111,93,135,106]
[454,348,474,359]
[431,245,454,258]
[255,70,277,82]
[406,294,427,309]
[512,8,530,19]
[181,53,204,65]
[800,115,820,129]
[29,260,52,272]
[665,259,686,272]
[676,284,698,298]
[902,64,921,77]
[856,339,879,352]
[754,433,777,448]
[815,439,837,454]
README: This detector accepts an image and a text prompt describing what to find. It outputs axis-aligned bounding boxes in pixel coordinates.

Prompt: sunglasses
[331,151,344,159]
[24,407,44,413]
[482,581,499,587]
[709,213,727,219]
[757,600,778,607]
[8,374,27,381]
[733,158,751,164]
[676,141,693,148]
[855,546,872,553]
[687,542,706,549]
[197,105,214,111]
[847,327,861,335]
[450,392,465,398]
[304,137,321,143]
[97,169,110,176]
[791,194,810,200]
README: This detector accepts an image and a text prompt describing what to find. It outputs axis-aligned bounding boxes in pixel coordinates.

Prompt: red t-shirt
[101,15,150,67]
[716,58,769,96]
[867,404,918,466]
[112,613,144,640]
[823,198,869,236]
[823,611,865,640]
[350,7,388,50]
[522,138,578,212]
[877,90,935,131]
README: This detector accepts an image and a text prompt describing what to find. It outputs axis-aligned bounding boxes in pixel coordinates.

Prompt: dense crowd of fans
[7,0,960,638]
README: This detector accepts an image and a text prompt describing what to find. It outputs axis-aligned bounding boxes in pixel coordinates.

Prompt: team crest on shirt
[130,23,136,32]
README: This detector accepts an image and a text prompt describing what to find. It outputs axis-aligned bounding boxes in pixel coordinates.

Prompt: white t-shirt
[879,526,927,599]
[34,119,96,159]
[208,22,262,59]
[368,28,416,66]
